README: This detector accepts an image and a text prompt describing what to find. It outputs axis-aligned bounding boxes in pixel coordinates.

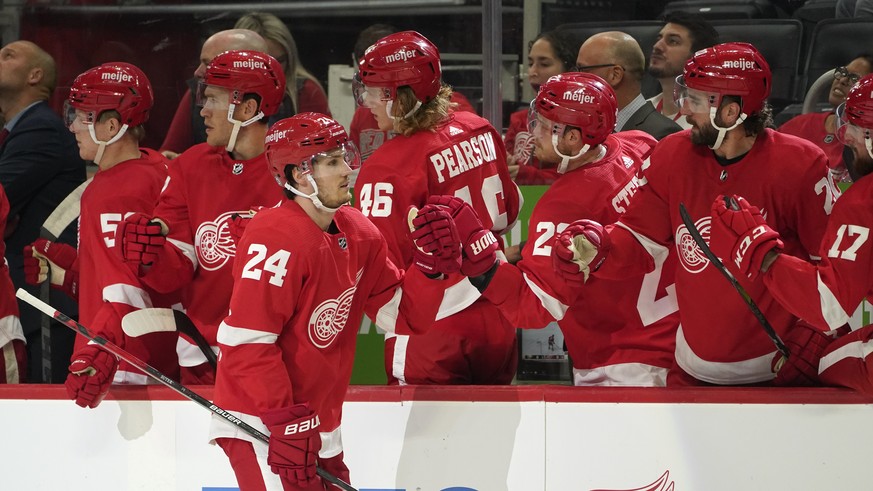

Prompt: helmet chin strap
[225,103,264,153]
[708,106,747,150]
[551,133,588,174]
[386,99,422,124]
[284,176,341,213]
[88,123,129,165]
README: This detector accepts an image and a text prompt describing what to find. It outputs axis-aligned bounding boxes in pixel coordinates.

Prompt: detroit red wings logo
[513,130,535,164]
[591,470,674,491]
[308,269,363,348]
[195,211,244,271]
[676,216,710,274]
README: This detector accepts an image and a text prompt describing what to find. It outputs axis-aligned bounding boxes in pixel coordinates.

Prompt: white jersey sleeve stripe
[818,272,851,330]
[217,320,278,346]
[436,278,480,320]
[614,221,661,259]
[374,288,403,334]
[820,337,873,373]
[103,283,152,309]
[522,272,568,320]
[167,238,199,270]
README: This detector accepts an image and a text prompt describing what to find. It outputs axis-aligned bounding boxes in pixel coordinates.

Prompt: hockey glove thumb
[552,219,610,285]
[65,345,118,408]
[409,205,462,276]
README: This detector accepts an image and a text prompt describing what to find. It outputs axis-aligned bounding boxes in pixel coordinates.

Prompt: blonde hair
[234,12,324,114]
[392,85,453,136]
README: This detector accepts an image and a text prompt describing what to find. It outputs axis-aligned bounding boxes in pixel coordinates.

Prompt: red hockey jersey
[599,129,837,384]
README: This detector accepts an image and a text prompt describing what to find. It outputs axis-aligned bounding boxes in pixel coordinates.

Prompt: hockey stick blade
[15,289,357,491]
[122,308,218,369]
[678,203,790,358]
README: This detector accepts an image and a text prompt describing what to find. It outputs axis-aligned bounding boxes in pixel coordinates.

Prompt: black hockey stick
[122,308,218,369]
[15,289,357,491]
[678,202,790,358]
[37,178,92,382]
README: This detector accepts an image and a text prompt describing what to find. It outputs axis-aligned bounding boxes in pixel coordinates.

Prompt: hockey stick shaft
[678,203,790,357]
[122,308,217,369]
[15,289,357,491]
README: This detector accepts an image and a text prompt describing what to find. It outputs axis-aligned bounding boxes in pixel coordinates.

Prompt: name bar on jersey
[429,131,498,183]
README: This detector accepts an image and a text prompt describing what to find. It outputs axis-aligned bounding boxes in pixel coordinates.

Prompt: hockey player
[211,113,447,490]
[353,31,522,385]
[551,43,837,386]
[0,185,26,382]
[32,62,178,406]
[116,50,286,384]
[709,74,873,392]
[412,73,679,386]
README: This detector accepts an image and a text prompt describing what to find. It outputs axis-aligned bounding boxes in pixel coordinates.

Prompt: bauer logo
[233,59,266,70]
[101,71,133,82]
[563,87,596,104]
[385,48,417,64]
[722,58,756,70]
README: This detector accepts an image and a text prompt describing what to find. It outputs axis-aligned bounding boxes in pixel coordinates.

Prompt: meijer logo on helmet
[265,130,288,144]
[722,58,756,70]
[385,49,417,64]
[102,71,133,83]
[563,88,595,104]
[233,59,266,70]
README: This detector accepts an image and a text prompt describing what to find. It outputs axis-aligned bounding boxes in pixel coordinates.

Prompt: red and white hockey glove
[552,219,610,286]
[65,345,118,408]
[772,322,846,386]
[116,212,167,266]
[0,339,27,383]
[409,205,462,276]
[261,404,322,487]
[426,195,498,277]
[710,195,783,281]
[23,238,79,299]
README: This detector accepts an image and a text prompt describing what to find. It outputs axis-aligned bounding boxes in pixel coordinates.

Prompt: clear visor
[63,101,95,129]
[195,81,231,110]
[271,141,362,179]
[352,73,391,108]
[527,103,565,140]
[835,102,868,144]
[674,75,721,114]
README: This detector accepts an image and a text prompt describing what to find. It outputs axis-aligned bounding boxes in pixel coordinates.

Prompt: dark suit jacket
[0,101,85,342]
[619,100,682,140]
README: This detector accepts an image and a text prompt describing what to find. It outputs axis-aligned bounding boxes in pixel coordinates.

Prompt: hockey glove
[772,322,845,387]
[0,339,27,383]
[426,196,498,277]
[262,404,322,487]
[116,213,167,266]
[228,207,266,246]
[24,239,79,299]
[710,195,783,281]
[552,219,610,285]
[409,205,462,276]
[65,345,118,408]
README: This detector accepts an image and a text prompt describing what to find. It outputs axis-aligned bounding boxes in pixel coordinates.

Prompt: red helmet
[204,50,286,116]
[357,30,442,103]
[681,42,771,115]
[844,74,873,129]
[532,72,617,146]
[265,112,361,188]
[67,62,153,127]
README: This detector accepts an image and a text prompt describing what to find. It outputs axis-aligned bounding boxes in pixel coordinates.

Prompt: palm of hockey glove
[24,239,79,298]
[65,345,118,408]
[772,322,844,386]
[261,404,322,487]
[426,196,498,277]
[116,212,166,266]
[710,195,783,281]
[409,205,462,276]
[552,219,610,285]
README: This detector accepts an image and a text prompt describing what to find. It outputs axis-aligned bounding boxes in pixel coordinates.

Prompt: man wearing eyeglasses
[779,55,873,184]
[575,31,680,140]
